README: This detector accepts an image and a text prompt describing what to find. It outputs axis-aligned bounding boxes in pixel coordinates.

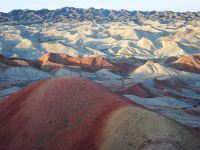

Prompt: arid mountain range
[0,6,200,150]
[0,7,200,25]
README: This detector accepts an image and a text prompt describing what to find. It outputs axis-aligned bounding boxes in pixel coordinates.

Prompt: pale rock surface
[0,67,52,81]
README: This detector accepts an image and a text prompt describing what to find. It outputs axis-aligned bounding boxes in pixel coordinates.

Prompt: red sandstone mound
[154,78,186,92]
[117,84,154,98]
[172,53,200,73]
[0,77,199,150]
[36,53,131,72]
[36,53,115,71]
[117,78,185,98]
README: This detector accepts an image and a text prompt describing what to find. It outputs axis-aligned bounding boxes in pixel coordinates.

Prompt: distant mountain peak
[0,6,199,25]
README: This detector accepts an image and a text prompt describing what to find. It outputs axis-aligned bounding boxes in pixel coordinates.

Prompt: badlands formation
[0,78,200,150]
[173,53,200,73]
[0,7,200,150]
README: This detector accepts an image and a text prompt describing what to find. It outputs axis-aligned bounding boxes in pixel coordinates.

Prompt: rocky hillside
[0,6,200,147]
[0,7,200,25]
[172,53,200,73]
[1,77,199,150]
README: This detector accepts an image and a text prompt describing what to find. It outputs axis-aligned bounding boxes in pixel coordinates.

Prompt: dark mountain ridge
[0,6,200,25]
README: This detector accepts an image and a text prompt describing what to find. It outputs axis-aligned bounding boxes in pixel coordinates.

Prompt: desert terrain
[0,7,200,150]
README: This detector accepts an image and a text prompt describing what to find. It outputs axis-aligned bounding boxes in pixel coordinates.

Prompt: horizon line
[1,6,200,13]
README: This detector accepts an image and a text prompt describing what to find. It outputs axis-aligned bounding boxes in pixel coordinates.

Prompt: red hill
[0,77,199,150]
[36,53,116,71]
[173,53,200,73]
[36,53,133,72]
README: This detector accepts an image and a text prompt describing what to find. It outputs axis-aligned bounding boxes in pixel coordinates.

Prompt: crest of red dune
[117,84,154,98]
[172,53,200,73]
[0,77,200,150]
[36,53,131,72]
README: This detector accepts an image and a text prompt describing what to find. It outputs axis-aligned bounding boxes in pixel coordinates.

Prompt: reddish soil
[117,84,154,98]
[163,91,200,105]
[0,77,199,150]
[0,77,133,150]
[154,78,186,91]
[36,53,132,72]
[173,53,200,74]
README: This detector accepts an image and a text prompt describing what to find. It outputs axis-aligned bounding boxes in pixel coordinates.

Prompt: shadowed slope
[0,54,36,68]
[117,83,154,98]
[0,7,199,25]
[0,77,199,150]
[0,54,21,67]
[173,53,200,74]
